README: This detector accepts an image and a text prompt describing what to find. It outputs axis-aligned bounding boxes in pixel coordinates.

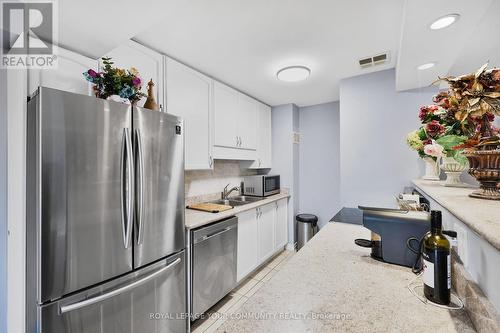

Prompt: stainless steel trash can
[296,214,319,250]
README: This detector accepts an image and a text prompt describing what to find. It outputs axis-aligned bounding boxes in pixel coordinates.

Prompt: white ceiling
[134,0,403,106]
[56,0,172,59]
[396,0,495,92]
[54,0,500,107]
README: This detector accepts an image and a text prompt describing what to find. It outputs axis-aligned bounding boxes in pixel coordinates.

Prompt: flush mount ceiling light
[276,66,311,82]
[430,14,460,30]
[417,62,436,70]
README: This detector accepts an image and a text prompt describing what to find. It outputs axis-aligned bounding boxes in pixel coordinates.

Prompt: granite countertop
[185,192,290,229]
[218,222,475,333]
[412,179,500,251]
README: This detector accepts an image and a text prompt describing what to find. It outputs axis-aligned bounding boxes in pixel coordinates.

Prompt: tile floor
[191,249,294,333]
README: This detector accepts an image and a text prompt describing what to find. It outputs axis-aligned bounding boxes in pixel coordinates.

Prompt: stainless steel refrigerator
[26,87,187,333]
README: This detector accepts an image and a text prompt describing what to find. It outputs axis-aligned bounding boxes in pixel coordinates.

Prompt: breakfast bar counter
[412,179,500,251]
[217,222,475,332]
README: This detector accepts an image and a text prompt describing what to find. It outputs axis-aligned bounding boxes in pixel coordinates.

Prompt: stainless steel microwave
[242,175,280,197]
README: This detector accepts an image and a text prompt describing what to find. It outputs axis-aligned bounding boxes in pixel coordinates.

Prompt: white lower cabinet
[258,204,276,262]
[274,198,288,249]
[236,199,288,282]
[236,209,259,282]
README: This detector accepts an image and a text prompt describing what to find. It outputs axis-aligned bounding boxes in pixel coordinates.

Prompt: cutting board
[186,202,233,213]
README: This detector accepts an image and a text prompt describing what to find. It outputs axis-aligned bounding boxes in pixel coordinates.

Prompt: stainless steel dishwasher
[191,216,238,316]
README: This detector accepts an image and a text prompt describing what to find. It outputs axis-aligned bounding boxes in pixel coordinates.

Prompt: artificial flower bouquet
[435,63,500,150]
[83,57,146,104]
[407,63,500,164]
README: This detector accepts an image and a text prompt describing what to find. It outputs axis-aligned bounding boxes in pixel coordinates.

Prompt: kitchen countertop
[185,192,290,229]
[217,222,475,333]
[412,179,500,251]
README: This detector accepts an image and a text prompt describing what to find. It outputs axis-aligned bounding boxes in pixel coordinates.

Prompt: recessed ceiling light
[417,62,436,70]
[430,14,460,30]
[276,66,310,82]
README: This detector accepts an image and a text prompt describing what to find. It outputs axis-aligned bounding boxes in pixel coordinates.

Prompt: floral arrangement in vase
[406,100,471,182]
[83,57,146,104]
[434,63,500,199]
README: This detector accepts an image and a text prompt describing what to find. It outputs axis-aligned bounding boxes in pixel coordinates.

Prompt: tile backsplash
[185,160,258,199]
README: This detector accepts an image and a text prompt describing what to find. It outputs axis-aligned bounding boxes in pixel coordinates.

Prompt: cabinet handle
[239,137,242,147]
[209,155,213,167]
[236,136,239,147]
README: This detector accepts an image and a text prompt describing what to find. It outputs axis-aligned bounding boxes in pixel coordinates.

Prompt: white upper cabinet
[249,102,272,169]
[213,81,240,148]
[29,46,96,96]
[212,81,259,160]
[105,40,164,109]
[165,57,213,170]
[237,94,258,150]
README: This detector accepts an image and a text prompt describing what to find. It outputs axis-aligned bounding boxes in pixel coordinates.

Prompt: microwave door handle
[59,258,181,314]
[124,129,134,248]
[135,129,144,245]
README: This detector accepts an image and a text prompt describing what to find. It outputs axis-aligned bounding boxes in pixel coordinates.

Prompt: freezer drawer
[192,217,238,316]
[36,251,187,333]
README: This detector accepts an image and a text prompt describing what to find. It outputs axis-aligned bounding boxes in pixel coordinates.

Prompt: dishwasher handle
[203,228,231,241]
[193,222,237,245]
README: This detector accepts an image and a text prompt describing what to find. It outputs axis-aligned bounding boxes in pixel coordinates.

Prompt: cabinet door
[275,199,288,249]
[214,82,239,148]
[250,103,272,168]
[105,40,164,109]
[237,209,259,281]
[238,95,257,150]
[29,46,95,96]
[165,57,213,170]
[258,204,276,262]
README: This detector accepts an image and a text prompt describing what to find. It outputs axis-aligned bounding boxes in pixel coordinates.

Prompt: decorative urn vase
[464,148,500,200]
[440,157,468,187]
[422,157,440,181]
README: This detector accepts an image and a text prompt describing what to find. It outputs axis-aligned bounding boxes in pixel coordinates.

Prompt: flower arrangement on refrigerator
[83,57,146,104]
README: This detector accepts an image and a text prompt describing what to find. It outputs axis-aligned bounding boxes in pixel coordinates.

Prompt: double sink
[209,195,263,207]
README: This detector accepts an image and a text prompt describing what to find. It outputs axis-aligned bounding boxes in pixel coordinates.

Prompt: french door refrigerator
[26,87,187,333]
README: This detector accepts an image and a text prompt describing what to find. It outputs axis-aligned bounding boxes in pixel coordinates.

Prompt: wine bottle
[422,210,451,305]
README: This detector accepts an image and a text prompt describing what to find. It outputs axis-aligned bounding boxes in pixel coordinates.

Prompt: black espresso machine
[355,206,430,267]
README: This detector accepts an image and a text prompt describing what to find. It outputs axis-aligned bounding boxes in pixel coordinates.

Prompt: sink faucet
[222,183,240,199]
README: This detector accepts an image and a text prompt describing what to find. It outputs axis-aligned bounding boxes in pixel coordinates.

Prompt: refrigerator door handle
[135,128,145,245]
[120,129,128,248]
[59,257,181,314]
[124,128,134,249]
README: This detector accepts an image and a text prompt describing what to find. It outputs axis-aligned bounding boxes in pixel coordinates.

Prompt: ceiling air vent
[359,57,372,68]
[358,52,390,69]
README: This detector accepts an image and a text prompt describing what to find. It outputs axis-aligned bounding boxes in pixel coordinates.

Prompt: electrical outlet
[292,132,301,144]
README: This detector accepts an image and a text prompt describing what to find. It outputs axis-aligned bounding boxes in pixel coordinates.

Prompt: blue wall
[339,69,438,208]
[298,102,340,228]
